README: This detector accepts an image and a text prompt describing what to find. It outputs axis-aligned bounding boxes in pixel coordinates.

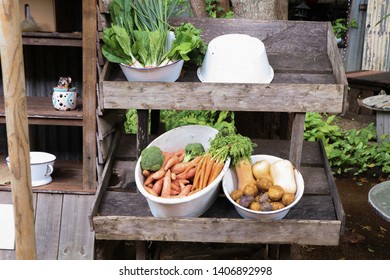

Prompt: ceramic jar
[52,87,78,111]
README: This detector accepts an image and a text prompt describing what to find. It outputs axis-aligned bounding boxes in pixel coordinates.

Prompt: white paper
[0,204,15,250]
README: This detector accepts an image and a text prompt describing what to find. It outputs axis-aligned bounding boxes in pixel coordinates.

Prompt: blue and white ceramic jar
[52,87,78,111]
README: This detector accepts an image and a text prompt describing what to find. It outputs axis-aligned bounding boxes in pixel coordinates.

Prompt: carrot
[144,186,158,197]
[171,172,177,180]
[176,166,196,180]
[170,189,180,196]
[207,160,225,185]
[152,178,164,196]
[142,169,151,177]
[178,184,192,197]
[201,156,215,189]
[151,169,166,180]
[161,169,172,198]
[170,182,181,193]
[171,162,190,174]
[174,149,185,157]
[198,154,211,190]
[192,155,205,190]
[164,155,180,171]
[236,158,256,191]
[144,172,155,186]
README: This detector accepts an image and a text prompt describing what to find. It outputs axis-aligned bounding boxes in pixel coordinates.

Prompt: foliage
[160,110,235,131]
[332,18,358,39]
[205,0,234,18]
[304,112,390,176]
[124,109,235,134]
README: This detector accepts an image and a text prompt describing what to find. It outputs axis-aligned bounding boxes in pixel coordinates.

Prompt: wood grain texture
[0,0,37,259]
[0,96,83,126]
[35,193,63,259]
[58,194,95,260]
[82,0,97,190]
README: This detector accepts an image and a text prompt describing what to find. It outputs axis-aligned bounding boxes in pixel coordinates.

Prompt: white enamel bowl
[6,151,56,187]
[135,125,231,218]
[222,154,304,220]
[197,33,274,84]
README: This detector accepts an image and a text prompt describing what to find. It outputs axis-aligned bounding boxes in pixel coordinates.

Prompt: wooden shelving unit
[0,1,97,192]
[22,32,82,47]
[0,96,83,126]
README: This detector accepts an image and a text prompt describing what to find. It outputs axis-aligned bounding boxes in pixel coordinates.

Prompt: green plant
[205,0,234,18]
[332,18,358,39]
[304,112,390,177]
[102,0,206,68]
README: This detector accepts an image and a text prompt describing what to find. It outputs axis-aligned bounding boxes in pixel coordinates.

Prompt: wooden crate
[92,139,344,247]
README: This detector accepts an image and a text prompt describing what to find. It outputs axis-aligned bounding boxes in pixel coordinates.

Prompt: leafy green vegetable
[101,25,135,65]
[102,0,206,68]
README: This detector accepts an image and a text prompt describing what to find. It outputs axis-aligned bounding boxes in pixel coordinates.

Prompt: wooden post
[0,0,37,259]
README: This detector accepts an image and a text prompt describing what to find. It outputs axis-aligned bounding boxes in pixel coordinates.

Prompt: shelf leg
[288,113,305,168]
[137,110,149,158]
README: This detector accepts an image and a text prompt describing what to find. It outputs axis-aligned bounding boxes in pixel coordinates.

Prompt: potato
[271,202,285,211]
[282,193,295,206]
[230,189,244,201]
[268,185,285,201]
[249,201,261,211]
[257,192,270,204]
[243,182,259,197]
[255,177,273,192]
[238,195,254,208]
[260,202,272,211]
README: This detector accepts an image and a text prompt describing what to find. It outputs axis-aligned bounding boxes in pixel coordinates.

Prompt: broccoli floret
[183,143,205,162]
[140,146,164,171]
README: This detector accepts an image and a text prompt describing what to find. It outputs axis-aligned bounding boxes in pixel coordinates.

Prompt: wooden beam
[0,0,37,259]
[82,0,98,190]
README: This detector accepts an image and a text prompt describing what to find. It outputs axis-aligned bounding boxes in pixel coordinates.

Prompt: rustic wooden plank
[319,141,345,234]
[58,194,95,260]
[103,81,344,113]
[0,160,88,194]
[327,22,349,115]
[82,0,97,190]
[22,37,82,47]
[171,18,329,54]
[0,0,37,259]
[0,96,83,126]
[34,193,63,260]
[94,214,341,246]
[288,113,305,168]
[89,129,121,228]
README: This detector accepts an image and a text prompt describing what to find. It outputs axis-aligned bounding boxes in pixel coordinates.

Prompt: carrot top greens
[208,127,256,166]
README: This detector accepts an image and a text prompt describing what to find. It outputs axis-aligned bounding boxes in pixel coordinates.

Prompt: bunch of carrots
[142,147,227,198]
[142,126,255,199]
[142,149,203,198]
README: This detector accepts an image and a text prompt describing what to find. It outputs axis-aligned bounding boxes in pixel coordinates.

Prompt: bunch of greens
[102,0,206,68]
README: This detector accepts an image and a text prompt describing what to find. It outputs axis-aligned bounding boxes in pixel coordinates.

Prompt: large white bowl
[120,59,184,82]
[135,125,231,218]
[197,33,274,84]
[6,151,56,187]
[222,154,304,220]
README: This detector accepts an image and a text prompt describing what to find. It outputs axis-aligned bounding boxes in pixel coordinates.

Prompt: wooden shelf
[0,96,83,126]
[0,159,93,194]
[22,32,82,47]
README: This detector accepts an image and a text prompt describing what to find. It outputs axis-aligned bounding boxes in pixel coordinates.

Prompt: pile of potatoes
[230,159,297,212]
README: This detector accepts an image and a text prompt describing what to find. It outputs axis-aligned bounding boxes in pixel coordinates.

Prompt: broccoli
[183,143,205,162]
[140,146,164,171]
